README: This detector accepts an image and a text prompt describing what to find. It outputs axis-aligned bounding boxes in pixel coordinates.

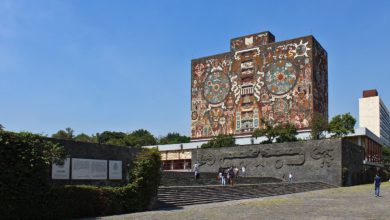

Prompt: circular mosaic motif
[203,71,231,104]
[265,60,298,95]
[296,44,307,56]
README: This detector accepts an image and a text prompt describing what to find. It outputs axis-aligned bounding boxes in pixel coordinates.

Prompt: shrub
[0,131,66,219]
[0,130,161,219]
[383,146,390,163]
[50,148,161,218]
[130,148,162,210]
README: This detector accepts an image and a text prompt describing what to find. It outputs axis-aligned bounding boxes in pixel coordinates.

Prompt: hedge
[48,149,162,219]
[0,131,162,219]
[0,131,66,219]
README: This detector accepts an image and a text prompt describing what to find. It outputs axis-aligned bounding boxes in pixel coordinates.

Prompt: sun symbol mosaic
[265,60,298,95]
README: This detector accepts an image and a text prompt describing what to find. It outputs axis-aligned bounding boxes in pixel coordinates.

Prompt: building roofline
[229,31,274,41]
[346,127,383,145]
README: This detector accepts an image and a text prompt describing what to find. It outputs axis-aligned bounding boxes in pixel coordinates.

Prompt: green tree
[74,133,95,143]
[253,120,278,144]
[328,113,356,137]
[95,129,157,147]
[276,123,298,143]
[253,121,298,144]
[310,112,328,140]
[126,129,157,148]
[51,127,74,140]
[382,146,390,163]
[201,134,235,148]
[0,124,4,131]
[96,131,127,145]
[159,132,190,144]
[106,138,127,146]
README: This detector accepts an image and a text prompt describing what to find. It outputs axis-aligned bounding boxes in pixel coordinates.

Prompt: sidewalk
[94,182,390,220]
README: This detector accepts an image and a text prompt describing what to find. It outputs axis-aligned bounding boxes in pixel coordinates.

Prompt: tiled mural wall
[191,31,328,139]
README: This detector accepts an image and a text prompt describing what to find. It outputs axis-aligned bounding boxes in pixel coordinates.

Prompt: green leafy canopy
[328,113,356,137]
[253,120,298,144]
[201,134,235,148]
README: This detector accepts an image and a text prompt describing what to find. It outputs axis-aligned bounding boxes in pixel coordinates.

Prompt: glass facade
[380,102,390,146]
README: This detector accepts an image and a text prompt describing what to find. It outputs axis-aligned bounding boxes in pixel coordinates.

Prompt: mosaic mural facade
[191,31,328,139]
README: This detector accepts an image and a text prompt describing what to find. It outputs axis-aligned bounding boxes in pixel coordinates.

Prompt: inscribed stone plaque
[109,160,122,180]
[72,158,107,180]
[52,158,70,179]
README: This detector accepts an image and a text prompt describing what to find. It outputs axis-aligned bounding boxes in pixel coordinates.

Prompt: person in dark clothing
[374,174,381,197]
[229,167,235,186]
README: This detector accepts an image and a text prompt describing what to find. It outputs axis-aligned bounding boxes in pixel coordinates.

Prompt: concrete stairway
[155,182,334,209]
[161,171,282,186]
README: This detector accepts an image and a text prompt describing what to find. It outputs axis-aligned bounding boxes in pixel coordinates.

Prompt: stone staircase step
[160,172,282,186]
[154,182,335,209]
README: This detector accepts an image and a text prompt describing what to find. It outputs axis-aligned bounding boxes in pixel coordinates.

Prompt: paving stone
[96,182,390,220]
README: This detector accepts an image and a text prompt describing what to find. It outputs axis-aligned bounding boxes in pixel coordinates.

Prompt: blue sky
[1,0,389,137]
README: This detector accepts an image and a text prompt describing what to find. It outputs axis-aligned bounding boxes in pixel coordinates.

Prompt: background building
[146,34,388,171]
[344,127,383,164]
[359,89,390,146]
[191,31,328,140]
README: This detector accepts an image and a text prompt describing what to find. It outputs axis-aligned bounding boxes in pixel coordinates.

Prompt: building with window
[145,34,388,171]
[344,127,383,164]
[359,89,390,147]
[191,31,328,140]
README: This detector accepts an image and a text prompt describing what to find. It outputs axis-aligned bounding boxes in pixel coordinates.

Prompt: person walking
[241,166,246,178]
[223,169,227,186]
[217,167,222,183]
[229,167,235,186]
[226,168,231,185]
[288,173,293,183]
[219,170,226,185]
[194,162,200,180]
[374,174,381,197]
[233,166,239,178]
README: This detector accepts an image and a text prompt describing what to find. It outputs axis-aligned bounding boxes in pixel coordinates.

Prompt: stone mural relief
[260,147,306,169]
[198,153,216,166]
[310,146,334,168]
[198,146,306,170]
[191,31,328,139]
[194,139,352,186]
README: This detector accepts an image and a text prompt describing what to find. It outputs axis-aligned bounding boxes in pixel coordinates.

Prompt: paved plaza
[95,182,390,220]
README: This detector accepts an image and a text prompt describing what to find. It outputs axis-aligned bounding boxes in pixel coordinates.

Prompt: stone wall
[48,138,138,186]
[342,139,364,186]
[192,139,351,186]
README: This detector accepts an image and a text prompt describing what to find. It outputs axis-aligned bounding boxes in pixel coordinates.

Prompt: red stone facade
[191,31,328,139]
